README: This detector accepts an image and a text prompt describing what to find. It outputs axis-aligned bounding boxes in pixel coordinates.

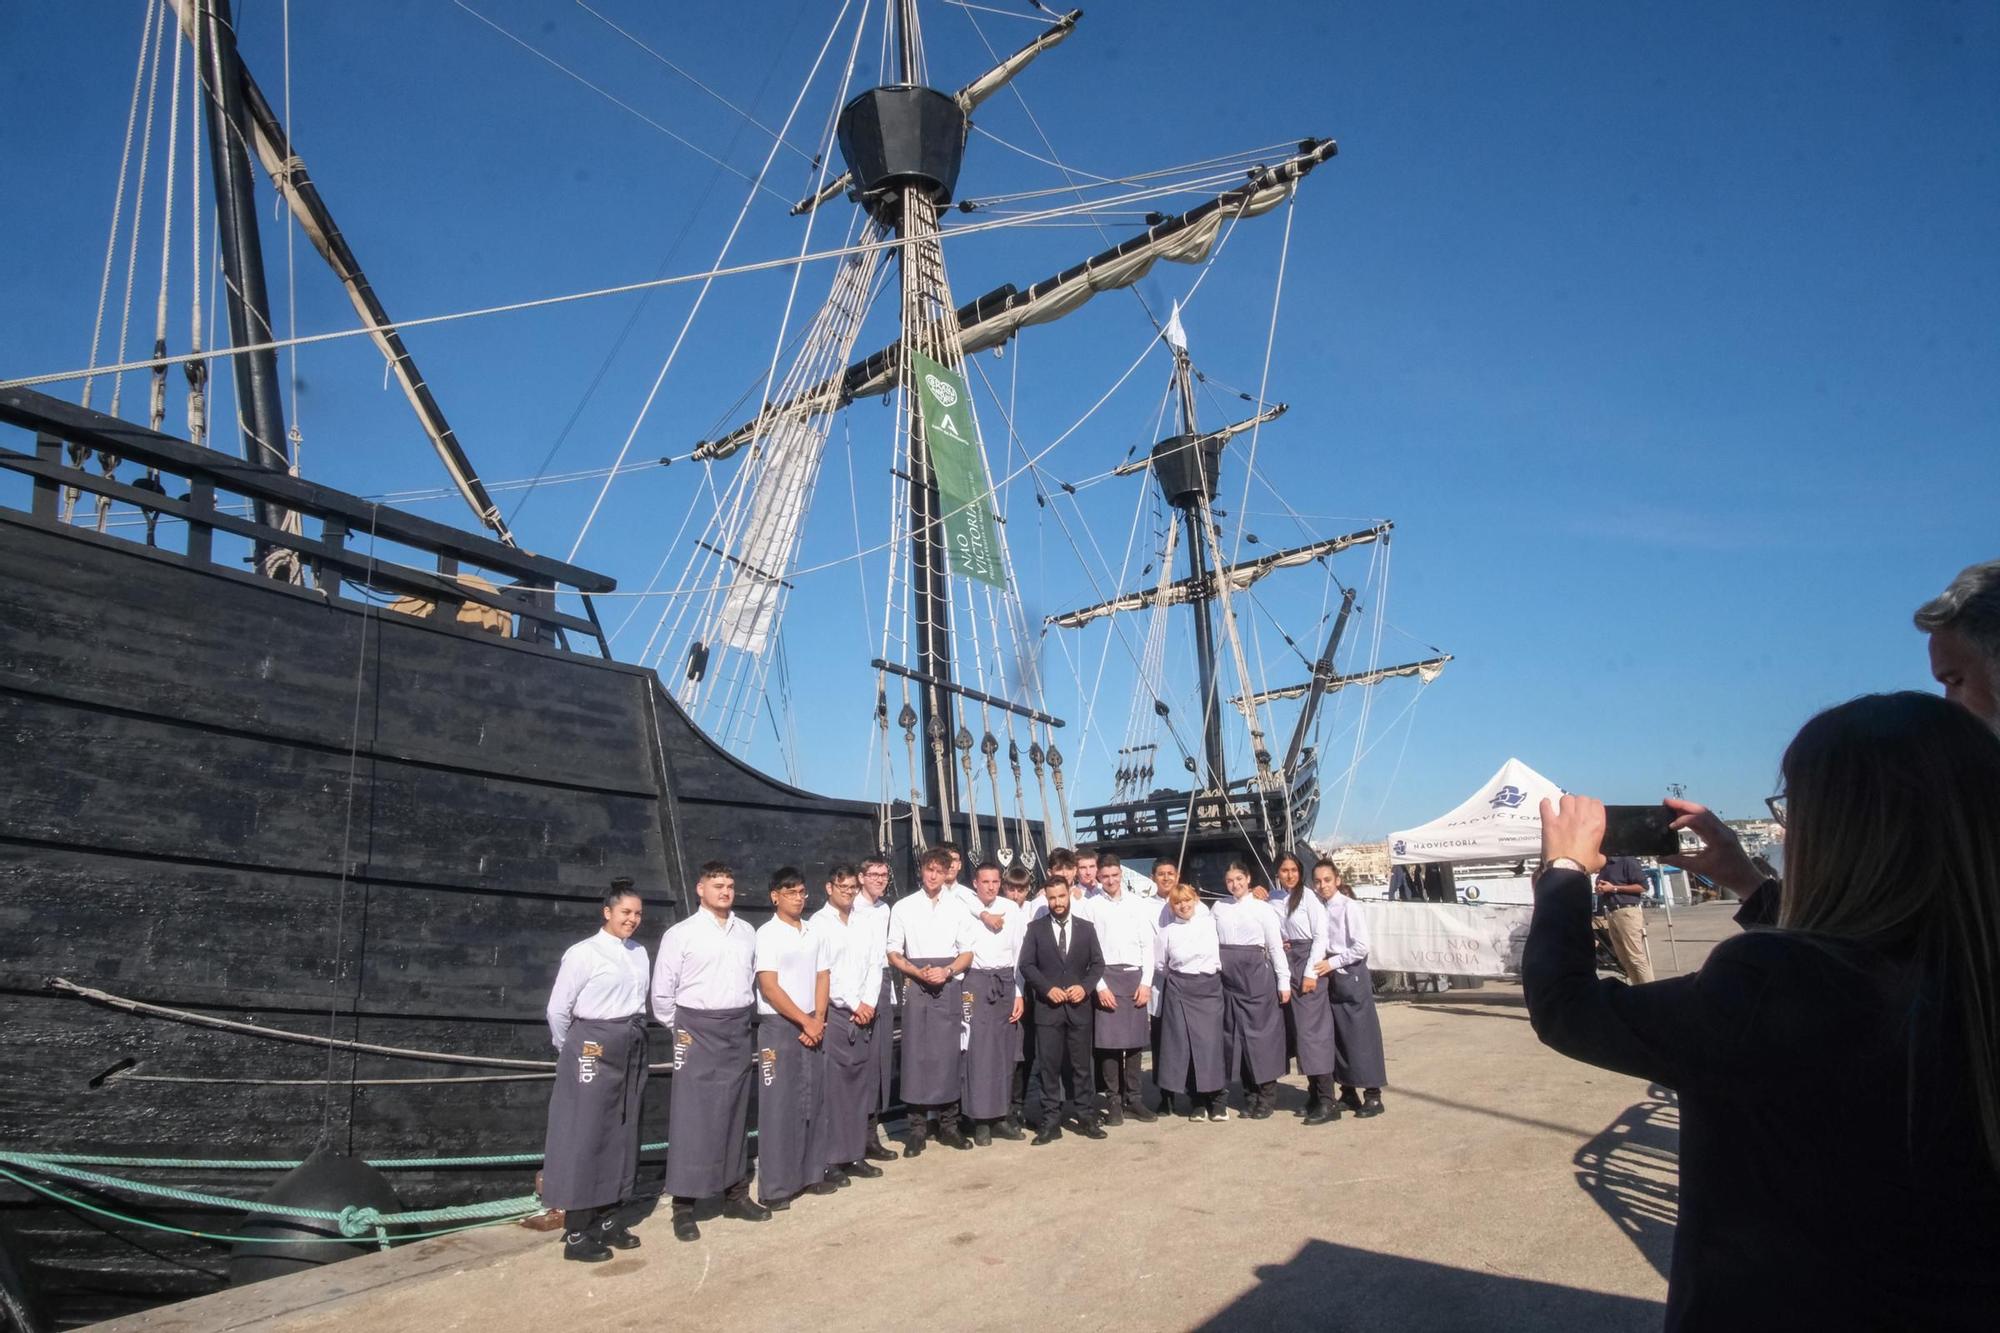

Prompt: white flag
[1162,301,1189,354]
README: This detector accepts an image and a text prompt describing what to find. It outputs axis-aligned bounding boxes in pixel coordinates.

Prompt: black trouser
[1009,1060,1029,1118]
[672,1177,750,1213]
[1035,1013,1093,1128]
[1096,1049,1144,1107]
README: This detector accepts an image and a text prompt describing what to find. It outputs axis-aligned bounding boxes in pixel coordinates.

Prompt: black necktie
[1057,917,1069,956]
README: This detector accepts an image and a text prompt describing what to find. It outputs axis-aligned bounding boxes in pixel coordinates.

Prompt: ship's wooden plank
[0,694,665,896]
[0,519,655,795]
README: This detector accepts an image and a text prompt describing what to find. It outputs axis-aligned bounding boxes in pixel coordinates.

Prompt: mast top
[835,85,968,223]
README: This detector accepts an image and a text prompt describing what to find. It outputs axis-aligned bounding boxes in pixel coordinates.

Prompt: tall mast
[1282,585,1357,775]
[1159,346,1228,791]
[194,0,290,558]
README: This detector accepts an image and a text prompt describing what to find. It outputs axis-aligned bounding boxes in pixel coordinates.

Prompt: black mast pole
[196,0,290,550]
[1170,350,1228,792]
[896,0,958,821]
[1282,585,1358,775]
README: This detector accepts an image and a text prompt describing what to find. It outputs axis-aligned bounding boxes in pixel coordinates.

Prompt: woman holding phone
[1526,692,2000,1330]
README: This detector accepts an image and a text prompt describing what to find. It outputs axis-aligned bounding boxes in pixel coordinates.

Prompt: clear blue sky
[3,1,1995,839]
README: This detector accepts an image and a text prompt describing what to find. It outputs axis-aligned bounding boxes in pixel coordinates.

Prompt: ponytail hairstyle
[1777,692,2000,1176]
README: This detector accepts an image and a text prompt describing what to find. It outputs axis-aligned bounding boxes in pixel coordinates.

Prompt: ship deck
[90,903,1735,1333]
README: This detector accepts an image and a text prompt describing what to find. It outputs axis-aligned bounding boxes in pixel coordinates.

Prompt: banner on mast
[911,350,1006,589]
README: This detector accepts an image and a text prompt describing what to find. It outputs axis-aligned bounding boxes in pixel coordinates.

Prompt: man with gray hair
[1915,558,2000,729]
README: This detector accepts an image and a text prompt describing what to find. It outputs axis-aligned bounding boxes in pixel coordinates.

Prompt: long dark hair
[1778,692,2000,1174]
[1277,853,1308,916]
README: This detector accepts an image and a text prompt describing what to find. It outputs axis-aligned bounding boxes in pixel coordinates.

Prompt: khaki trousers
[1603,904,1655,983]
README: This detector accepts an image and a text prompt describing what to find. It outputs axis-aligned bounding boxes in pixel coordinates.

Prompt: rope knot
[336,1205,383,1238]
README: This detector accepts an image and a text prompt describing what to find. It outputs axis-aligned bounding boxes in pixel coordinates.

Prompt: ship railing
[0,387,617,656]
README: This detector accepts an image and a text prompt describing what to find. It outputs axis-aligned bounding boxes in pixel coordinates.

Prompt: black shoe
[1303,1101,1334,1126]
[1079,1119,1108,1140]
[1248,1083,1276,1120]
[1032,1123,1064,1146]
[991,1118,1024,1141]
[864,1139,898,1162]
[1105,1102,1124,1128]
[846,1159,885,1179]
[903,1132,927,1159]
[594,1218,642,1251]
[764,1196,793,1211]
[1125,1099,1157,1123]
[1206,1101,1230,1123]
[1158,1091,1176,1117]
[938,1126,974,1151]
[720,1193,772,1223]
[1339,1085,1365,1113]
[971,1121,991,1147]
[1357,1089,1385,1118]
[563,1232,614,1263]
[827,1166,852,1188]
[670,1210,700,1243]
[809,1178,839,1196]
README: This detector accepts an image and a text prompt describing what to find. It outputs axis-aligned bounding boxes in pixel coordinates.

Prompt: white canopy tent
[1388,758,1563,865]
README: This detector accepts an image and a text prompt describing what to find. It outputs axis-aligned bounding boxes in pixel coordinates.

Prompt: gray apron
[960,966,1016,1120]
[1284,939,1340,1078]
[899,957,963,1106]
[755,1012,824,1205]
[663,1004,755,1200]
[1219,943,1287,1086]
[1328,962,1388,1087]
[816,1004,877,1169]
[540,1012,646,1211]
[1156,969,1225,1095]
[874,968,898,1109]
[1092,963,1149,1050]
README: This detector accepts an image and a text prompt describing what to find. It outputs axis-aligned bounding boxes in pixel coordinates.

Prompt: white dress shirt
[953,888,1027,973]
[1154,904,1222,976]
[887,888,978,969]
[1085,888,1157,992]
[1211,892,1290,994]
[852,892,896,1006]
[810,903,888,1011]
[754,916,831,1016]
[545,929,650,1050]
[650,909,757,1027]
[1274,890,1330,974]
[1322,892,1372,971]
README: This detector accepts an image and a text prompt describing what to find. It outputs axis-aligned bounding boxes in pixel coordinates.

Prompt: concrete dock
[100,905,1732,1333]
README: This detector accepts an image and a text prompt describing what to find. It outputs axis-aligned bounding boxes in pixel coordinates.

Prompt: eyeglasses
[1765,794,1787,827]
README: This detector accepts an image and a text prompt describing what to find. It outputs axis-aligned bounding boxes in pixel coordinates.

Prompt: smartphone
[1601,804,1680,858]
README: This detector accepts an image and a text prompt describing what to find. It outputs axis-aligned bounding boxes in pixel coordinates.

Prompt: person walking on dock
[887,847,979,1154]
[1213,863,1291,1119]
[1019,878,1107,1144]
[1083,852,1157,1127]
[853,856,901,1162]
[652,862,769,1241]
[956,860,1027,1145]
[542,880,651,1263]
[810,864,888,1185]
[753,868,833,1209]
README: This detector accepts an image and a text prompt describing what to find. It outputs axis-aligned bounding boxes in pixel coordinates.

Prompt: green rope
[4,1145,670,1172]
[0,1166,537,1247]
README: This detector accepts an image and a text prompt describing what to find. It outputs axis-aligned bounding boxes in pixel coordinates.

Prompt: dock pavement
[98,903,1735,1332]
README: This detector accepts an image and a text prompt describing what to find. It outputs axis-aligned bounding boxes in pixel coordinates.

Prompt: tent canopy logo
[1488,785,1526,810]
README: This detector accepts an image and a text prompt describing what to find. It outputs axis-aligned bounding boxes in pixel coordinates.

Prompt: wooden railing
[0,386,617,656]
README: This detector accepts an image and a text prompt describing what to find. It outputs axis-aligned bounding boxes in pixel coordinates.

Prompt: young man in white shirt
[886,847,977,1154]
[753,867,832,1209]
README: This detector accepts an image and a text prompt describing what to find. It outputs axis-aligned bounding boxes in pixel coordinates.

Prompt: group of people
[538,840,1390,1262]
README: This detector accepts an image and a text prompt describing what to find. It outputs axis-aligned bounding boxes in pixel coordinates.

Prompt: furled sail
[1045,522,1390,630]
[698,138,1338,461]
[1108,403,1288,478]
[1234,654,1453,709]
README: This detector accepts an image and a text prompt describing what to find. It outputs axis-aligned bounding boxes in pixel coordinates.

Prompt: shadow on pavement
[1573,1085,1681,1281]
[1194,1239,1663,1331]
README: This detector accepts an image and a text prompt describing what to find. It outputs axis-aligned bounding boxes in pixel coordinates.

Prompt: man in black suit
[1017,879,1107,1144]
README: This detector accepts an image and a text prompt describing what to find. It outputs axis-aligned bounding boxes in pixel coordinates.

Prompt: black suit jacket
[1018,913,1104,1027]
[1523,868,2000,1331]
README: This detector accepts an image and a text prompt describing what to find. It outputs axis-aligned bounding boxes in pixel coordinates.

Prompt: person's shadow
[1195,1240,1663,1331]
[1573,1084,1681,1281]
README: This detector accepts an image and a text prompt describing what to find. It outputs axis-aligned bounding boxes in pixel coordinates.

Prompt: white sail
[1046,524,1389,629]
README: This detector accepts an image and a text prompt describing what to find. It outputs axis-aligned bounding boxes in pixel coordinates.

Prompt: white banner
[1359,902,1534,978]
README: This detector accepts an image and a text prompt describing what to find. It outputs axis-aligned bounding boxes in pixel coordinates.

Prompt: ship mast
[1161,342,1230,792]
[194,0,292,570]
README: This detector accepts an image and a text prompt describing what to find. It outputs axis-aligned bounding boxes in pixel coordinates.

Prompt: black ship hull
[0,397,1009,1327]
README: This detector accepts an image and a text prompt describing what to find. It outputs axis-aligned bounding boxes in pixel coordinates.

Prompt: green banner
[912,350,1007,589]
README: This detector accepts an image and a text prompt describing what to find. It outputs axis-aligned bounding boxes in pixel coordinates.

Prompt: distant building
[1313,840,1390,886]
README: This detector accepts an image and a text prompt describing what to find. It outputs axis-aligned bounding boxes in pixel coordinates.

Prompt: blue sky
[3,1,1995,839]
